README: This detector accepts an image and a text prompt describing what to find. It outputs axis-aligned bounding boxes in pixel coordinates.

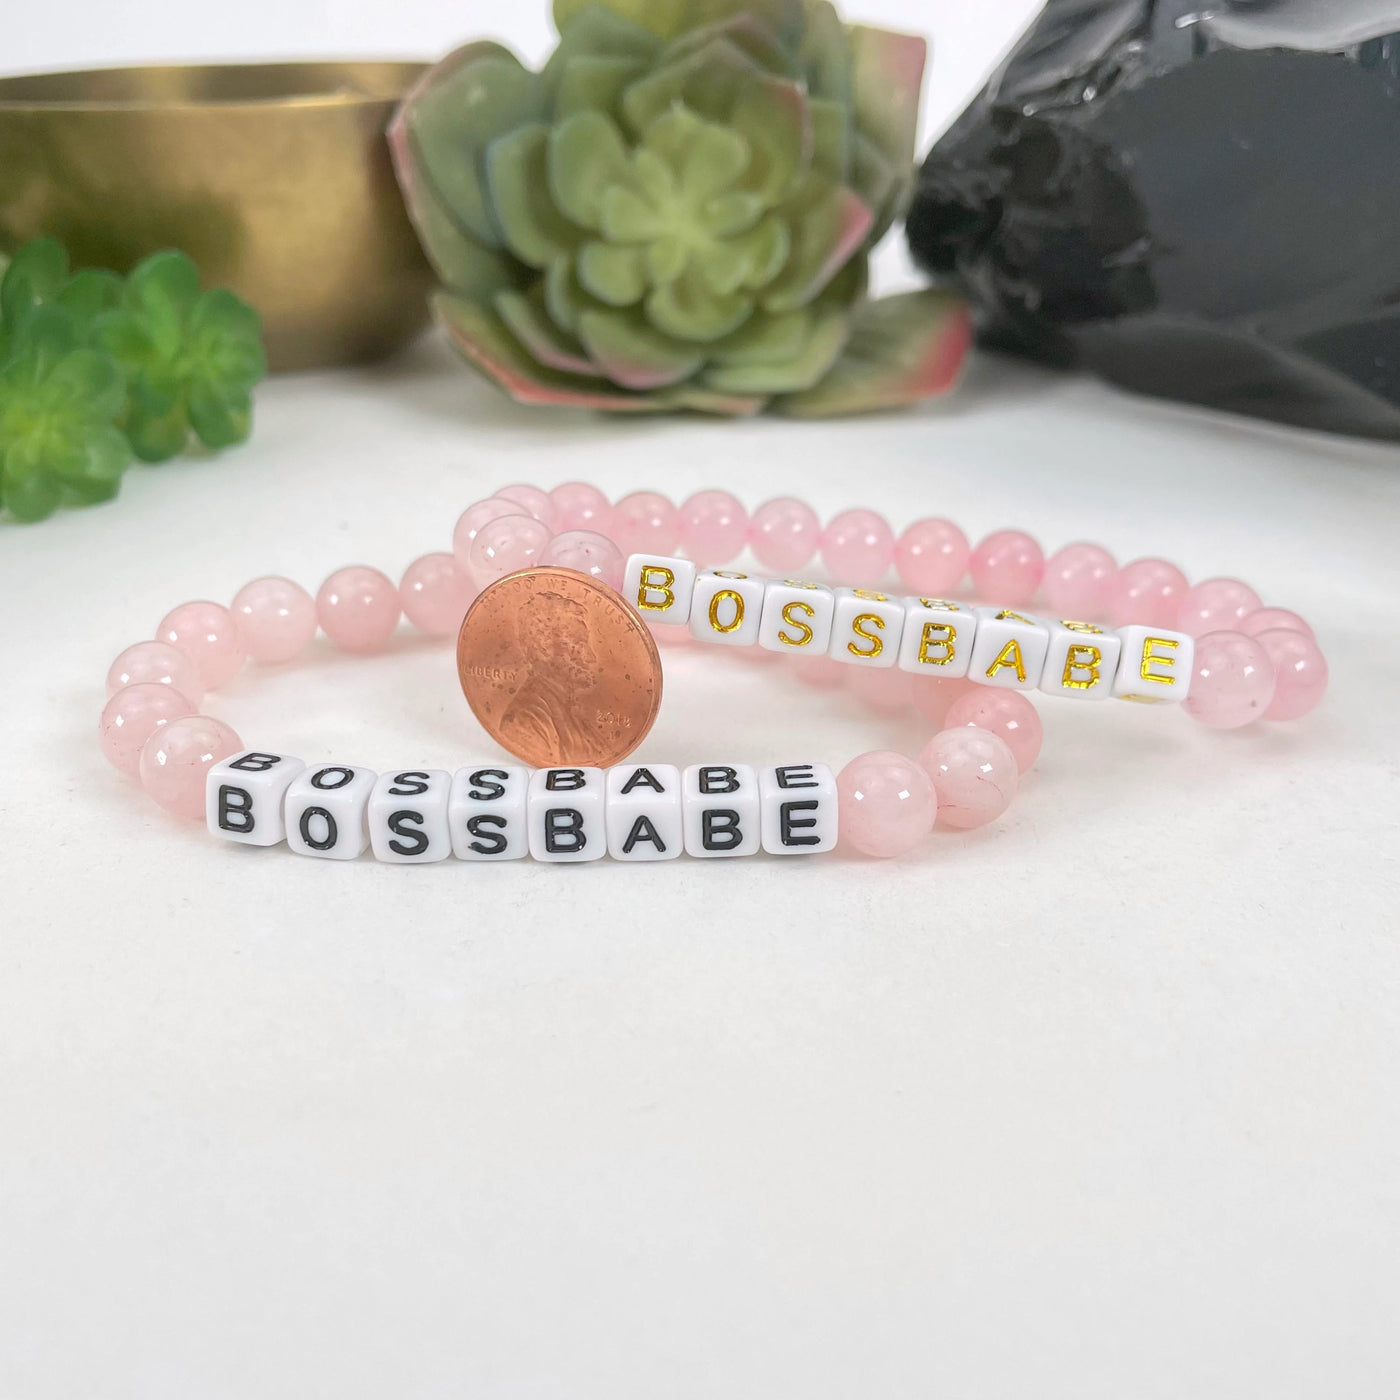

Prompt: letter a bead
[605,763,683,861]
[623,554,696,626]
[206,750,306,847]
[968,607,1051,692]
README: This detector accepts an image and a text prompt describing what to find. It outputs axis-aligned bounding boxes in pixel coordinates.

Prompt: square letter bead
[605,763,683,861]
[682,763,761,858]
[829,588,905,668]
[759,763,838,855]
[206,750,306,847]
[449,765,530,860]
[623,554,695,627]
[528,767,606,862]
[285,764,377,860]
[1040,620,1123,701]
[758,579,835,655]
[689,570,765,646]
[896,597,977,678]
[1112,626,1195,703]
[368,768,452,863]
[968,607,1051,691]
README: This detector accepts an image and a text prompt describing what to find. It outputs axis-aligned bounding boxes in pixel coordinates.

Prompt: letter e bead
[759,764,838,854]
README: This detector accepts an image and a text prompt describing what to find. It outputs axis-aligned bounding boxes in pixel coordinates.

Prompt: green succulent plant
[391,0,969,415]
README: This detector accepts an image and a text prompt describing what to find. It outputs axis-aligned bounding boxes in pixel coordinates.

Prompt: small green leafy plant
[0,239,266,523]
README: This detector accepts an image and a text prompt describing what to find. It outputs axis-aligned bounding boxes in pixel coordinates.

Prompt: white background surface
[4,3,1400,1396]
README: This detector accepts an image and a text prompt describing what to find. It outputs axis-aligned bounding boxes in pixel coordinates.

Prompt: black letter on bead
[546,769,586,792]
[621,767,665,795]
[775,764,818,790]
[698,766,739,795]
[545,808,586,852]
[779,800,820,847]
[388,772,430,797]
[387,809,429,856]
[299,806,338,851]
[622,814,666,854]
[466,813,507,855]
[217,785,255,834]
[702,809,742,851]
[468,769,508,800]
[311,766,355,791]
[229,752,281,773]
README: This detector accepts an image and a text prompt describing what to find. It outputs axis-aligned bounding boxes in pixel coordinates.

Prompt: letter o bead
[759,764,838,855]
[285,764,377,860]
[689,571,764,646]
[527,767,606,862]
[605,763,683,861]
[368,769,451,863]
[206,751,306,847]
[449,765,529,860]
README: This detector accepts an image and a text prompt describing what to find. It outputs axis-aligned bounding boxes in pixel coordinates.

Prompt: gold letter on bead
[917,621,957,665]
[779,600,815,647]
[1061,619,1104,634]
[1061,643,1103,690]
[986,638,1026,682]
[1140,636,1179,685]
[847,613,886,659]
[637,565,675,612]
[709,589,745,634]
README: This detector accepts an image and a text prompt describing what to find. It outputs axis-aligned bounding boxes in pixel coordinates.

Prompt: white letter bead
[605,763,683,861]
[682,763,761,857]
[206,751,306,847]
[689,570,765,646]
[759,764,838,855]
[623,553,696,626]
[527,767,606,862]
[829,588,905,668]
[1040,621,1123,701]
[758,579,835,655]
[968,607,1051,691]
[368,769,452,863]
[1112,626,1195,703]
[285,764,377,860]
[896,597,977,678]
[449,765,530,860]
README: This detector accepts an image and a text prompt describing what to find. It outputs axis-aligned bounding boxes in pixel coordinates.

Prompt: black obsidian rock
[907,0,1400,439]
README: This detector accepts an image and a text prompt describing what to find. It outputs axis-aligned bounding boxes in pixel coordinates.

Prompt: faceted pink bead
[611,491,679,558]
[836,750,938,858]
[139,714,242,820]
[231,576,317,664]
[1042,542,1117,620]
[968,529,1044,607]
[494,483,560,531]
[316,565,401,652]
[943,688,1042,774]
[156,600,246,691]
[790,652,844,687]
[1256,629,1328,721]
[822,507,895,585]
[678,489,748,567]
[749,496,821,573]
[1239,607,1313,640]
[895,517,970,596]
[845,664,915,715]
[911,675,978,727]
[452,498,521,571]
[399,552,474,635]
[917,726,1019,829]
[105,640,203,704]
[1113,557,1190,628]
[99,683,196,779]
[468,513,552,584]
[550,481,613,535]
[540,530,625,591]
[1182,630,1275,728]
[1177,576,1262,638]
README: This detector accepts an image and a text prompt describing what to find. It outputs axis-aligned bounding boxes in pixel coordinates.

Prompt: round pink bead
[917,726,1019,829]
[540,530,625,591]
[550,481,613,535]
[316,565,401,652]
[105,640,203,704]
[895,517,970,595]
[1042,542,1117,619]
[1256,629,1328,721]
[844,665,915,715]
[99,683,196,778]
[139,714,242,820]
[678,489,748,567]
[943,689,1042,774]
[1182,630,1275,728]
[1239,607,1313,640]
[610,491,679,558]
[790,652,844,687]
[1113,557,1190,628]
[156,600,246,691]
[1177,576,1262,638]
[968,529,1044,607]
[494,484,559,531]
[836,750,938,858]
[822,507,895,585]
[452,498,521,571]
[911,675,977,728]
[399,552,474,635]
[231,576,317,664]
[748,496,821,573]
[468,513,552,584]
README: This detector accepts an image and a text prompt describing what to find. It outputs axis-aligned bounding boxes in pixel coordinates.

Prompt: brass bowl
[0,61,434,370]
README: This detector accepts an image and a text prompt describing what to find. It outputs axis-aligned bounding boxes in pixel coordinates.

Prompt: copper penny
[456,566,663,768]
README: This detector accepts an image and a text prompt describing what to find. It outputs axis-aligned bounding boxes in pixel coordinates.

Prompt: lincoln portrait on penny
[498,591,600,763]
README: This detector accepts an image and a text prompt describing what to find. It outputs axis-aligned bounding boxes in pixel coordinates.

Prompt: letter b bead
[285,764,377,860]
[528,767,606,862]
[759,764,838,855]
[682,763,761,857]
[605,763,683,861]
[206,750,306,847]
[623,554,695,626]
[368,769,451,863]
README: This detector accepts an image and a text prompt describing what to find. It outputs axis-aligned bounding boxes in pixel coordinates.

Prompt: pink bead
[748,496,821,573]
[1256,629,1328,721]
[943,689,1042,774]
[316,565,401,652]
[1113,557,1190,628]
[844,664,915,715]
[540,530,625,591]
[139,714,242,820]
[1042,542,1117,619]
[610,491,679,558]
[468,513,552,584]
[99,683,196,778]
[895,517,970,595]
[156,600,246,691]
[968,529,1044,607]
[550,481,613,535]
[647,619,692,647]
[1182,630,1275,729]
[822,507,895,585]
[105,640,203,704]
[836,750,938,858]
[678,489,748,567]
[494,483,560,531]
[399,552,474,635]
[790,653,844,687]
[231,576,317,664]
[1177,576,1262,638]
[452,498,521,571]
[911,675,977,727]
[1239,607,1313,640]
[917,726,1019,829]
